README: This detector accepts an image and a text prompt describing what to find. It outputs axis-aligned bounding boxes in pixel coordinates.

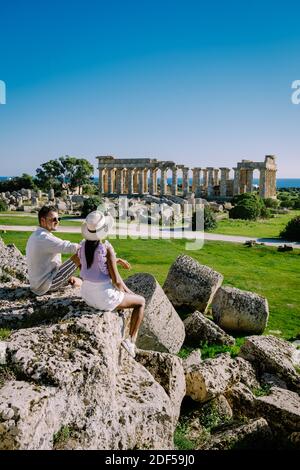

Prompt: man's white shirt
[26,227,79,295]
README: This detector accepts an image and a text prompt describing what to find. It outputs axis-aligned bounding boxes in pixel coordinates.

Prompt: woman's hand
[116,258,131,270]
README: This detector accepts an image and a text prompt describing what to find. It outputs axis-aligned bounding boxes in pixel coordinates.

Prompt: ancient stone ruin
[97,155,277,199]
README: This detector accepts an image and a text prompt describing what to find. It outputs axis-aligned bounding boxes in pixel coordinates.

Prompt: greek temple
[97,155,277,199]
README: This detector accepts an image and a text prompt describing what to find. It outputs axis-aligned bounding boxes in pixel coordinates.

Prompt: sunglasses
[47,217,61,222]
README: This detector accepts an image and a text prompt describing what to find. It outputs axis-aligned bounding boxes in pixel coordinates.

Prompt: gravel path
[1,224,299,248]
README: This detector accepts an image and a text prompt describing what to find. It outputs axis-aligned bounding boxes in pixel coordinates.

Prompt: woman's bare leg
[117,293,145,342]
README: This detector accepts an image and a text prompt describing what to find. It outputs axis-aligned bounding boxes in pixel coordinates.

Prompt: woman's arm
[106,246,133,293]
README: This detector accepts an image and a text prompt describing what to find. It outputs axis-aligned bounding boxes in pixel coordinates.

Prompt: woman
[79,210,145,358]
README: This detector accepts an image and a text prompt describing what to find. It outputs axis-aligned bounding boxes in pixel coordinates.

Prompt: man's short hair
[38,205,58,224]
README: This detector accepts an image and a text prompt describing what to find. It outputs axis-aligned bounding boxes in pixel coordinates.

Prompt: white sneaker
[121,338,136,358]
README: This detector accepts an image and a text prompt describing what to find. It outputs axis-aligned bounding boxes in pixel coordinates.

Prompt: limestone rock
[260,373,287,390]
[0,312,175,450]
[0,238,28,283]
[135,349,185,423]
[239,335,300,393]
[225,383,256,418]
[234,357,260,390]
[183,310,235,347]
[163,255,223,314]
[182,350,202,372]
[125,273,185,354]
[185,353,240,402]
[200,418,272,450]
[256,387,300,433]
[0,284,99,329]
[212,286,269,334]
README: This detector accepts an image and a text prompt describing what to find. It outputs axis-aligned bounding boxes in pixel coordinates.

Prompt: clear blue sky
[1,0,300,177]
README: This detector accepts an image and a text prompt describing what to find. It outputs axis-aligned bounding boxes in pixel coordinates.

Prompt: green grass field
[212,210,300,238]
[0,215,82,227]
[1,230,299,340]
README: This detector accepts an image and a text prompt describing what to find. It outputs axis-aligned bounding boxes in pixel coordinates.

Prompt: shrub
[0,200,8,211]
[280,216,300,242]
[81,196,102,218]
[191,206,217,231]
[230,194,266,220]
[293,198,300,209]
[264,198,279,209]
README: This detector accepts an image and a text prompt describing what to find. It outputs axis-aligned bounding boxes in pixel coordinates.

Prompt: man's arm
[43,232,80,255]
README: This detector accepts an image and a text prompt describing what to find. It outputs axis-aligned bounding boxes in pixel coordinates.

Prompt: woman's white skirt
[80,279,125,311]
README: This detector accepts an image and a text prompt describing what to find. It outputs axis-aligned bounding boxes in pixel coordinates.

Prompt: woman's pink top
[78,240,115,283]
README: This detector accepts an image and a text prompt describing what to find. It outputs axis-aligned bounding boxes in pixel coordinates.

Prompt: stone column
[220,167,230,197]
[127,169,133,195]
[233,168,240,195]
[171,167,178,195]
[153,168,158,194]
[138,169,145,194]
[107,169,113,194]
[160,168,167,196]
[182,167,189,197]
[202,168,208,188]
[123,169,128,193]
[116,169,124,194]
[98,168,104,194]
[192,168,201,197]
[246,169,254,193]
[133,170,139,193]
[213,168,219,186]
[103,169,108,193]
[207,167,214,197]
[37,189,42,200]
[259,169,266,198]
[143,168,148,193]
[149,168,154,194]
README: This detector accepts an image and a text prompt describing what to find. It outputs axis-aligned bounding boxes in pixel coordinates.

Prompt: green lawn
[0,215,82,227]
[212,210,300,238]
[1,231,299,340]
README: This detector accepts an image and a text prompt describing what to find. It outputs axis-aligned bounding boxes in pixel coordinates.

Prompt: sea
[1,176,300,189]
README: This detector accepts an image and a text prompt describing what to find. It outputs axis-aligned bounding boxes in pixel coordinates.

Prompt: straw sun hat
[81,210,114,241]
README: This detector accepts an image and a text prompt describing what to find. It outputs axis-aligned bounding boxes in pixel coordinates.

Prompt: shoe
[121,338,136,358]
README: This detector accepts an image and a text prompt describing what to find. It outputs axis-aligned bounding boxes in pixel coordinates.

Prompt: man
[26,205,131,296]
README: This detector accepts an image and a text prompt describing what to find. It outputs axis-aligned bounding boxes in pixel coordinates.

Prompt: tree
[0,174,37,193]
[81,196,102,218]
[35,156,94,193]
[280,216,300,242]
[0,200,8,211]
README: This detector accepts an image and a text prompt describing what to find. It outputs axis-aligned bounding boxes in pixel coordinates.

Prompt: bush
[81,196,102,218]
[293,198,300,209]
[280,216,300,242]
[229,194,266,220]
[82,183,98,196]
[0,200,8,211]
[264,198,279,209]
[191,206,217,231]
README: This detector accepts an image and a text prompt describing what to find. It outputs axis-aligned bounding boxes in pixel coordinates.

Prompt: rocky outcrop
[125,273,185,354]
[182,350,202,373]
[163,255,223,314]
[0,312,176,450]
[256,387,300,433]
[212,286,269,334]
[135,349,186,423]
[239,336,300,393]
[199,418,273,450]
[183,311,235,347]
[0,238,28,283]
[185,353,240,402]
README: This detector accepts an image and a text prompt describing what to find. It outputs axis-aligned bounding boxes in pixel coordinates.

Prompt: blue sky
[0,0,300,177]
